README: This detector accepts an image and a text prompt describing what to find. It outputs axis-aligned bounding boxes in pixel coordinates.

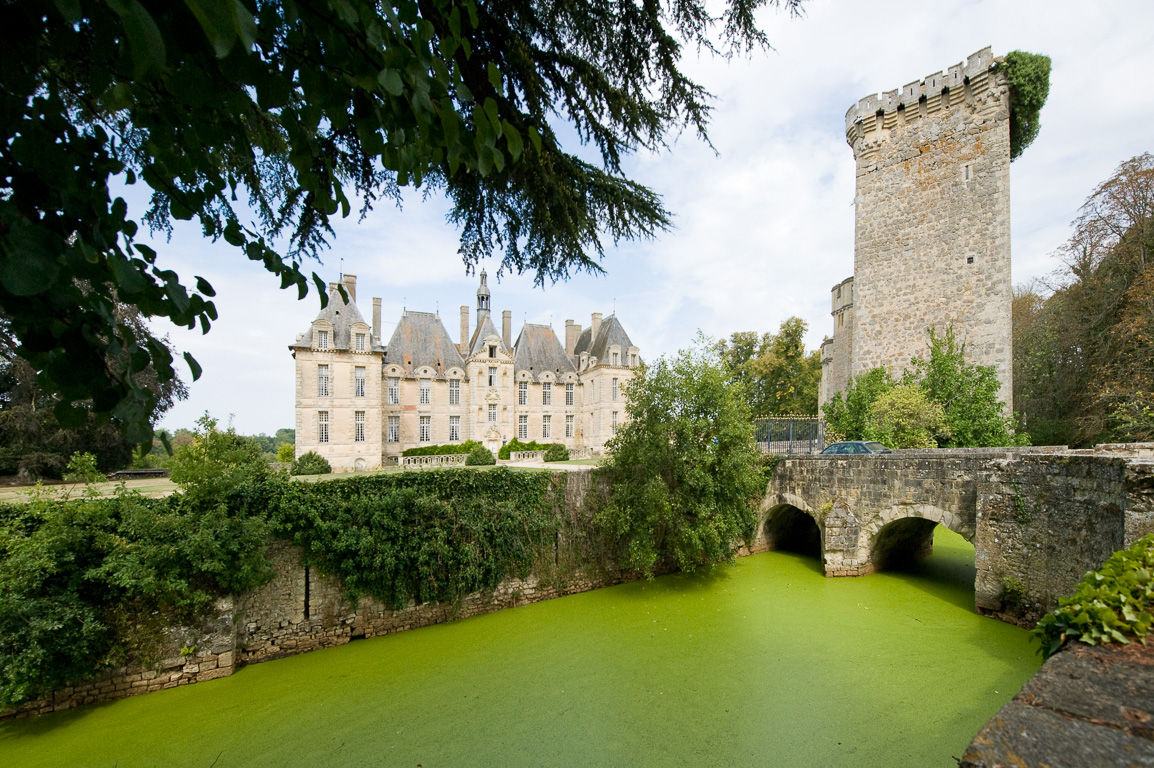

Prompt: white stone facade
[290,273,640,471]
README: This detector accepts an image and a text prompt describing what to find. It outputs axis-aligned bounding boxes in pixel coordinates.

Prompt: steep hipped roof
[290,283,375,351]
[467,311,508,358]
[513,324,577,381]
[384,311,465,377]
[573,314,634,361]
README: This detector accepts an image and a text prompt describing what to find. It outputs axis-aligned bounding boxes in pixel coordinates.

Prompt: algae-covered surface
[0,528,1039,767]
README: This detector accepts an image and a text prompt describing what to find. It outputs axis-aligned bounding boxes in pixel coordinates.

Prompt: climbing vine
[1032,534,1154,659]
[1002,50,1051,160]
[267,468,562,609]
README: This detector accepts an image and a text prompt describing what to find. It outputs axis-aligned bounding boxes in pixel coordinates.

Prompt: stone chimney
[372,297,382,344]
[502,310,511,350]
[341,273,357,303]
[591,312,602,342]
[564,320,575,355]
[460,305,469,353]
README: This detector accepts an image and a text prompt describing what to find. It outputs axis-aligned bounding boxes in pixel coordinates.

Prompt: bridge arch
[859,504,973,571]
[759,493,822,558]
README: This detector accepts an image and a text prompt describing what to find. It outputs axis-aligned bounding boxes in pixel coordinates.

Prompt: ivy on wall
[1002,50,1051,160]
[267,468,562,609]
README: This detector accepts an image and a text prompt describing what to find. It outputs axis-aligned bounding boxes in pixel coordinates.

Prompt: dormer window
[355,333,366,352]
[488,345,496,358]
[630,354,637,367]
[612,352,619,366]
[316,330,329,350]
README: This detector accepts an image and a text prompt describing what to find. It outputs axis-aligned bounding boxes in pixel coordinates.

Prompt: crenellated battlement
[845,47,1000,144]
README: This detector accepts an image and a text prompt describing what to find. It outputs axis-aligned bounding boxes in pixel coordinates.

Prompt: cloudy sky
[147,0,1154,435]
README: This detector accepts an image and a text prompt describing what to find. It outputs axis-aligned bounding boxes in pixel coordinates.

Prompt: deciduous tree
[597,337,761,576]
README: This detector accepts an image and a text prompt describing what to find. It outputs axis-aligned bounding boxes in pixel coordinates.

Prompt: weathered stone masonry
[1,469,632,720]
[765,445,1154,624]
[821,46,1014,412]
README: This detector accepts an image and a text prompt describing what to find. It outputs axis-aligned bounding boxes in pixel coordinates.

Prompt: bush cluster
[0,488,272,709]
[290,451,331,476]
[402,441,484,457]
[497,438,569,461]
[465,444,496,465]
[1032,534,1154,659]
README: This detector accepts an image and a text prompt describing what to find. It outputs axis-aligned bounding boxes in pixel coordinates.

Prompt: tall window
[542,381,552,405]
[387,415,399,442]
[387,377,399,405]
[419,416,431,442]
[518,381,527,405]
[354,411,365,442]
[565,383,574,406]
[611,411,619,431]
[488,366,497,386]
[355,366,366,397]
[488,403,497,422]
[449,415,460,442]
[542,414,552,439]
[316,329,329,350]
[318,411,329,443]
[518,414,528,439]
[355,333,366,352]
[630,354,637,367]
[565,414,574,438]
[612,378,618,402]
[612,352,619,366]
[419,379,431,405]
[449,379,460,405]
[317,365,330,397]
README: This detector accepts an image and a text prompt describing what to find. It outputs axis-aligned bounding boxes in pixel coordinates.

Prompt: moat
[0,528,1039,767]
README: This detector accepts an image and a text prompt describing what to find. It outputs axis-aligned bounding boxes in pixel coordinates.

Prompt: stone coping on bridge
[960,641,1154,767]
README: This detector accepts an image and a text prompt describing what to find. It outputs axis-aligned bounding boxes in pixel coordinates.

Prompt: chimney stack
[341,273,357,303]
[565,320,576,356]
[591,312,602,342]
[460,305,469,353]
[502,310,511,350]
[372,297,382,344]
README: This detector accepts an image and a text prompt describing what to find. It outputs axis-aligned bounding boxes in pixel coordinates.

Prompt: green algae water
[0,528,1038,767]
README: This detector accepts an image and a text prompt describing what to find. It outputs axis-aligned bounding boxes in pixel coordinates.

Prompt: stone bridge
[762,445,1154,623]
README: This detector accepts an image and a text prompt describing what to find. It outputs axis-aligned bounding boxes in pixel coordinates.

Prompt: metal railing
[753,416,824,455]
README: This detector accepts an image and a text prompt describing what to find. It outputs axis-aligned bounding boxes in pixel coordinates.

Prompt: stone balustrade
[400,454,467,469]
[510,450,547,462]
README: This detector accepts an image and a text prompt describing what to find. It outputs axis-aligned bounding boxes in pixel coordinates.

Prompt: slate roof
[384,311,465,378]
[573,314,635,362]
[290,283,377,351]
[513,324,577,381]
[467,311,508,358]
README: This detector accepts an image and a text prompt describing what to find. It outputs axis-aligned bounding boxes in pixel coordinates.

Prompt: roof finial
[339,255,344,281]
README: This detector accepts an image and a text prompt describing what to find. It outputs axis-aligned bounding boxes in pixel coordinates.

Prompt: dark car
[820,441,891,455]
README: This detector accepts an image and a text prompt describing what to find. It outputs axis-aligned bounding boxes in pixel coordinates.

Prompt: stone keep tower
[821,46,1013,411]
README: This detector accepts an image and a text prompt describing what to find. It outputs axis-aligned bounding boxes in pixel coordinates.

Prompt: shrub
[1032,534,1154,659]
[465,445,496,465]
[275,443,295,463]
[864,384,949,449]
[402,441,483,457]
[291,451,332,476]
[544,443,569,462]
[170,415,270,505]
[0,489,272,708]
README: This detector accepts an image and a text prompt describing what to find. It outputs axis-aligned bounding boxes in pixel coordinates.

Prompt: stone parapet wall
[766,446,1154,625]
